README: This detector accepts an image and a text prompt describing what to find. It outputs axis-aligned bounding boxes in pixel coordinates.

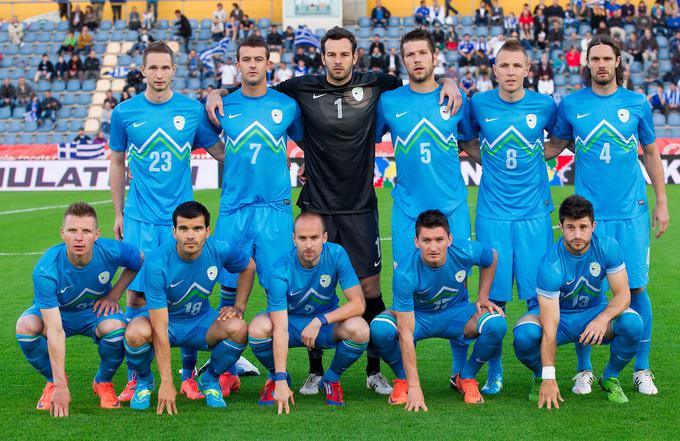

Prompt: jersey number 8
[184,301,203,316]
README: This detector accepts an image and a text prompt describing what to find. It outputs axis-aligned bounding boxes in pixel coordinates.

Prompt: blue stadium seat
[4,45,17,55]
[52,81,66,93]
[357,40,370,51]
[0,121,6,131]
[195,42,209,52]
[111,30,124,41]
[175,66,188,77]
[57,21,69,31]
[35,134,49,143]
[69,120,82,131]
[19,134,34,144]
[373,28,386,37]
[358,17,371,28]
[37,33,51,43]
[200,19,212,30]
[460,26,474,37]
[282,53,294,64]
[114,20,127,30]
[2,133,17,144]
[659,48,670,60]
[258,18,271,29]
[624,24,636,35]
[655,127,670,137]
[387,27,400,38]
[630,61,642,73]
[30,57,41,67]
[668,113,680,126]
[564,27,577,36]
[62,94,75,105]
[38,120,51,132]
[82,80,96,91]
[226,41,238,52]
[388,17,400,27]
[0,33,7,43]
[174,78,186,89]
[72,107,87,119]
[77,94,91,105]
[631,72,644,86]
[67,80,81,91]
[445,51,459,63]
[95,32,109,42]
[42,21,55,32]
[199,29,211,40]
[12,107,25,118]
[8,121,22,132]
[670,127,680,138]
[188,78,201,89]
[402,16,415,27]
[55,120,68,132]
[189,19,199,29]
[554,74,567,87]
[660,60,672,73]
[59,107,71,118]
[358,28,371,39]
[93,43,105,53]
[491,26,503,37]
[10,70,22,80]
[24,120,38,132]
[386,40,399,50]
[476,27,489,37]
[0,107,10,119]
[125,30,138,40]
[0,57,11,68]
[578,24,591,34]
[157,20,169,30]
[315,28,326,37]
[175,53,187,65]
[656,36,668,48]
[24,33,36,43]
[653,113,666,126]
[460,16,474,26]
[19,44,33,55]
[118,54,132,66]
[100,20,113,31]
[133,55,143,65]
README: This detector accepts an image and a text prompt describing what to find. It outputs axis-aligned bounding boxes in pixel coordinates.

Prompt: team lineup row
[15,27,669,417]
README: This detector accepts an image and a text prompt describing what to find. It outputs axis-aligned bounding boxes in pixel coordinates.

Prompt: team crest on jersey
[271,109,283,124]
[589,262,601,277]
[98,271,110,284]
[439,105,450,121]
[351,87,364,102]
[526,113,537,129]
[320,274,331,288]
[207,266,218,281]
[617,109,630,123]
[173,116,185,131]
[455,270,466,283]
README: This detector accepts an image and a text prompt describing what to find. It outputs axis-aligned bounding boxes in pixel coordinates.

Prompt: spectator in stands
[458,34,475,71]
[306,46,321,73]
[174,10,192,53]
[641,28,659,62]
[16,77,32,107]
[143,7,155,30]
[414,1,430,26]
[126,63,144,93]
[371,0,391,28]
[40,90,61,128]
[538,73,555,95]
[476,72,493,92]
[444,65,458,82]
[622,68,634,90]
[488,33,505,63]
[505,12,519,34]
[266,24,283,52]
[8,16,24,46]
[648,83,668,114]
[83,50,100,80]
[553,52,566,74]
[84,5,99,30]
[147,0,158,21]
[670,30,680,56]
[35,54,55,83]
[25,94,40,123]
[534,20,548,50]
[240,14,255,38]
[644,60,661,92]
[533,0,546,15]
[445,0,459,17]
[671,49,680,82]
[624,31,643,65]
[369,46,386,73]
[668,9,680,34]
[74,128,92,144]
[103,90,118,108]
[294,59,308,77]
[93,131,107,144]
[666,82,680,112]
[70,4,84,32]
[525,68,538,91]
[120,89,132,103]
[92,0,105,24]
[111,0,125,22]
[59,30,77,56]
[293,47,308,65]
[608,4,626,40]
[129,28,154,55]
[56,0,71,20]
[475,1,490,26]
[282,26,295,52]
[564,2,577,27]
[356,47,369,72]
[54,55,67,81]
[187,50,208,79]
[100,101,112,134]
[446,27,459,51]
[128,6,142,31]
[370,34,385,56]
[385,47,401,76]
[211,17,225,41]
[565,45,581,74]
[545,0,564,27]
[430,0,446,26]
[475,35,490,66]
[229,3,243,41]
[213,3,227,23]
[460,70,476,96]
[536,52,554,79]
[622,0,636,23]
[217,57,238,88]
[77,26,93,54]
[489,0,504,27]
[432,23,446,50]
[274,62,292,85]
[637,4,652,31]
[66,54,84,82]
[519,5,533,40]
[652,6,667,36]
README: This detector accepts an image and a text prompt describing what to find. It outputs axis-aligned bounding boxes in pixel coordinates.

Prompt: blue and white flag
[198,37,231,72]
[294,25,321,49]
[58,142,106,159]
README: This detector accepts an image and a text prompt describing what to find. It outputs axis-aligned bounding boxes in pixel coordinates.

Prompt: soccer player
[109,41,226,401]
[123,201,257,412]
[547,35,669,395]
[513,195,643,406]
[206,26,462,396]
[248,212,369,411]
[371,210,506,407]
[464,38,557,395]
[15,202,143,417]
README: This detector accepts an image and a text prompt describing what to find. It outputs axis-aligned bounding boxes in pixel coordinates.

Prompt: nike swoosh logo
[485,117,499,122]
[228,114,242,119]
[313,93,326,99]
[60,285,72,294]
[132,122,145,127]
[566,279,575,285]
[170,280,183,288]
[290,290,303,297]
[374,260,381,267]
[576,113,590,119]
[396,111,409,118]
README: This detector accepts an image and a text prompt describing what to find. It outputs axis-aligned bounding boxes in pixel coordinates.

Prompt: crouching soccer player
[15,202,143,416]
[513,195,643,406]
[248,212,369,410]
[123,201,256,412]
[371,210,505,408]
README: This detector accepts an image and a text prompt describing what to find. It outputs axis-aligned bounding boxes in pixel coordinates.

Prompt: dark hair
[320,26,357,54]
[143,41,175,65]
[496,38,529,62]
[400,29,436,58]
[415,210,450,237]
[584,34,624,87]
[559,195,595,224]
[237,34,270,61]
[294,212,326,232]
[64,202,98,223]
[173,201,210,227]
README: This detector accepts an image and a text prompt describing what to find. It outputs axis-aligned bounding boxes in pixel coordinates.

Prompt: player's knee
[513,321,542,352]
[344,317,370,343]
[97,319,126,336]
[221,318,248,343]
[124,318,152,347]
[479,314,507,341]
[614,310,644,343]
[248,314,273,339]
[369,312,397,344]
[16,314,43,336]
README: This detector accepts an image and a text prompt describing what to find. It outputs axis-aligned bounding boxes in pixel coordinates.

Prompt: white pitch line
[0,251,44,256]
[0,200,110,216]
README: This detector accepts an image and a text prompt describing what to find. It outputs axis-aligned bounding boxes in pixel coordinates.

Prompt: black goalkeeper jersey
[275,71,402,214]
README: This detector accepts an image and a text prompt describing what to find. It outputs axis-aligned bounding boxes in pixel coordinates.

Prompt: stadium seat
[103,54,117,67]
[660,60,672,73]
[24,33,36,43]
[176,53,188,64]
[200,19,212,30]
[282,53,294,64]
[315,28,326,37]
[67,80,81,92]
[0,33,6,43]
[110,30,124,42]
[92,92,106,105]
[387,27,401,38]
[630,61,642,73]
[100,20,113,31]
[174,78,187,89]
[96,79,112,91]
[61,93,75,105]
[657,36,668,48]
[189,19,199,29]
[77,94,91,105]
[578,24,591,34]
[57,21,69,31]
[175,66,188,78]
[37,33,51,43]
[69,120,82,132]
[88,106,102,119]
[670,127,680,138]
[568,75,582,86]
[125,30,138,41]
[85,118,100,132]
[42,21,55,32]
[12,107,24,119]
[358,28,371,39]
[111,79,126,92]
[35,134,49,144]
[402,16,415,27]
[38,120,51,132]
[388,17,401,27]
[59,107,72,118]
[118,54,132,66]
[133,55,144,65]
[554,74,567,87]
[0,107,10,119]
[106,42,121,55]
[631,72,644,86]
[2,133,17,144]
[8,121,22,132]
[121,41,133,53]
[114,20,127,30]
[95,32,109,43]
[18,134,33,144]
[659,48,670,60]
[624,24,636,35]
[157,19,169,29]
[461,16,474,26]
[386,40,399,50]
[188,78,201,89]
[656,127,670,137]
[0,121,6,131]
[358,17,371,28]
[258,18,271,29]
[460,26,474,37]
[491,26,503,37]
[55,120,68,132]
[653,113,667,126]
[476,27,489,37]
[668,113,680,126]
[199,29,211,40]
[24,121,38,132]
[19,44,33,55]
[82,80,96,92]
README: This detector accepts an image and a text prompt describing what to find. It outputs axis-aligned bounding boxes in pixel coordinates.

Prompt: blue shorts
[287,314,337,349]
[167,308,219,351]
[21,305,127,341]
[123,215,174,292]
[412,302,477,343]
[214,204,293,290]
[392,202,471,268]
[526,303,607,345]
[475,214,553,302]
[596,213,650,289]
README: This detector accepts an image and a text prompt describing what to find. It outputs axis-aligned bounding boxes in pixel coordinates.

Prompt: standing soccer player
[466,39,557,395]
[548,35,669,395]
[206,26,463,396]
[109,41,225,401]
[248,212,369,411]
[123,202,257,412]
[15,203,143,417]
[513,195,643,406]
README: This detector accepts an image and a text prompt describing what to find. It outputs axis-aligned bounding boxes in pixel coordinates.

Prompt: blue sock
[603,311,643,379]
[95,328,125,383]
[461,314,507,379]
[574,342,593,372]
[124,306,145,382]
[17,334,53,382]
[248,336,274,376]
[369,313,405,378]
[124,340,154,383]
[630,289,652,371]
[513,321,542,377]
[486,302,506,379]
[204,340,246,382]
[450,341,469,377]
[219,285,236,309]
[180,348,198,381]
[324,340,368,383]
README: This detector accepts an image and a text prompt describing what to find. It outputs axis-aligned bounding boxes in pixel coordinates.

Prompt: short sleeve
[108,106,127,152]
[468,94,481,135]
[376,72,402,93]
[603,237,626,275]
[392,268,415,312]
[33,270,58,310]
[273,75,303,99]
[112,240,143,271]
[551,98,573,140]
[374,95,388,142]
[194,107,221,148]
[638,96,656,146]
[144,262,168,310]
[536,259,564,299]
[215,241,250,274]
[266,270,289,312]
[544,97,558,134]
[286,101,304,142]
[457,95,475,142]
[335,246,360,290]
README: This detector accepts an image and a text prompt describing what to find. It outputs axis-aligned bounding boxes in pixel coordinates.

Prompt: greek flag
[58,142,106,159]
[294,25,321,49]
[199,37,231,72]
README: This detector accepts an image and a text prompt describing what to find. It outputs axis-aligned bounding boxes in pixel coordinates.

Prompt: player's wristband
[273,372,288,382]
[542,366,556,380]
[317,315,329,326]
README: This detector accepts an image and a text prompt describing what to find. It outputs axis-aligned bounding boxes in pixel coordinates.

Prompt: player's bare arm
[395,310,428,412]
[459,138,482,164]
[220,257,256,320]
[109,150,126,240]
[148,307,177,415]
[580,268,631,347]
[301,284,365,349]
[40,308,70,417]
[93,251,144,317]
[544,136,573,160]
[270,310,294,414]
[537,295,563,410]
[204,139,226,163]
[475,249,504,316]
[641,142,670,238]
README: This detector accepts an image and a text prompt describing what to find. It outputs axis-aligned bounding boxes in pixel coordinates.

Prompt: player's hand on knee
[301,319,321,349]
[218,306,243,320]
[157,382,178,415]
[476,300,505,317]
[538,380,563,410]
[93,294,120,317]
[578,317,608,346]
[274,381,294,415]
[405,385,428,412]
[50,384,70,418]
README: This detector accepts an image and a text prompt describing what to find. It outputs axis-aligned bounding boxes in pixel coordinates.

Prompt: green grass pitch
[0,186,677,441]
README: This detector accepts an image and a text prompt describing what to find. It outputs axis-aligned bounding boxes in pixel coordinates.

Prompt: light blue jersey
[536,235,625,311]
[267,242,360,316]
[470,89,556,220]
[32,238,142,311]
[144,238,250,322]
[393,240,494,313]
[109,92,216,225]
[375,85,475,219]
[203,89,303,213]
[553,87,656,220]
